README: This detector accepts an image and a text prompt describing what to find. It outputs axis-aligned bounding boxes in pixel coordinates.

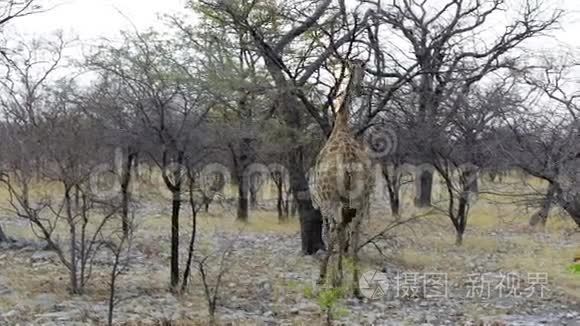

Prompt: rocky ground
[0,202,579,325]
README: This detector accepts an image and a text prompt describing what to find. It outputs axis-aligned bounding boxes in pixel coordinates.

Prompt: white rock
[263,311,274,317]
[2,310,17,318]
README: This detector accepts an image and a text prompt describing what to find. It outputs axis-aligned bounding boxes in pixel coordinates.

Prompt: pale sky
[8,0,580,57]
[10,0,188,41]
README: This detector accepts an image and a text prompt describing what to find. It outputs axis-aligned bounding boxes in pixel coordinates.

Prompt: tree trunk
[249,174,259,210]
[232,138,253,222]
[298,202,324,254]
[560,200,580,228]
[382,166,401,218]
[204,199,210,213]
[120,151,136,237]
[276,184,283,220]
[415,169,433,207]
[388,189,400,217]
[273,172,287,222]
[107,258,118,326]
[529,182,556,227]
[283,198,290,218]
[286,145,324,253]
[454,169,475,246]
[182,176,198,293]
[278,93,323,254]
[65,186,79,294]
[455,195,468,246]
[169,150,184,292]
[181,208,197,292]
[455,230,464,246]
[170,188,181,291]
[249,188,258,210]
[237,178,249,222]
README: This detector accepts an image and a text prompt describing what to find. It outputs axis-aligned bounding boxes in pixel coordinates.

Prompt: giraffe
[310,59,374,297]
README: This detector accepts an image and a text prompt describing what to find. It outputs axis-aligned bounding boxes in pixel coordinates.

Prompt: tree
[193,0,376,254]
[169,12,272,221]
[0,0,47,242]
[81,76,142,237]
[502,56,580,227]
[0,0,44,31]
[365,0,562,207]
[86,29,213,291]
[0,36,127,293]
[0,34,67,245]
[105,222,134,326]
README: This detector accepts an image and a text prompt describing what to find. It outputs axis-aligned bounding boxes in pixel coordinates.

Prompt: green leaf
[567,264,580,274]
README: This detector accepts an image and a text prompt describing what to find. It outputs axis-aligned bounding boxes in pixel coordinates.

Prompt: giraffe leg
[343,224,351,254]
[322,217,331,249]
[318,225,336,285]
[350,218,362,298]
[334,224,344,287]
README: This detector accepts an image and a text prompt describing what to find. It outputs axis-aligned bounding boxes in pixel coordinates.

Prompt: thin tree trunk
[389,190,400,217]
[273,172,286,222]
[455,230,464,246]
[231,138,252,222]
[382,166,401,218]
[277,183,285,222]
[415,169,433,207]
[169,150,184,292]
[529,182,556,227]
[120,151,136,237]
[181,175,198,292]
[455,169,477,246]
[455,196,467,246]
[107,259,118,326]
[170,188,181,291]
[79,188,88,290]
[455,170,474,246]
[204,198,210,213]
[283,198,289,218]
[65,186,79,294]
[237,177,249,222]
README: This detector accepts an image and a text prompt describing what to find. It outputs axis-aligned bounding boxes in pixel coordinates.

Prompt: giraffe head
[344,59,366,98]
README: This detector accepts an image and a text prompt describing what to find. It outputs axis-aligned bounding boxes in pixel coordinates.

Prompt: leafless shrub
[195,234,238,325]
[105,216,135,326]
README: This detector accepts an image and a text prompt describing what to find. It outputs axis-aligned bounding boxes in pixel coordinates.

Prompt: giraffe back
[311,128,374,215]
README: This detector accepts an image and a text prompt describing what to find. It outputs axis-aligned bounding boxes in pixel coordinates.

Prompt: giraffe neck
[332,65,360,136]
[333,95,350,134]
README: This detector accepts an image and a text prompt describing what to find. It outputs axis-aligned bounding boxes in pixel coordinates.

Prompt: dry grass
[499,243,580,299]
[0,259,72,313]
[1,171,579,322]
[386,205,580,300]
[138,210,300,237]
[365,174,580,301]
